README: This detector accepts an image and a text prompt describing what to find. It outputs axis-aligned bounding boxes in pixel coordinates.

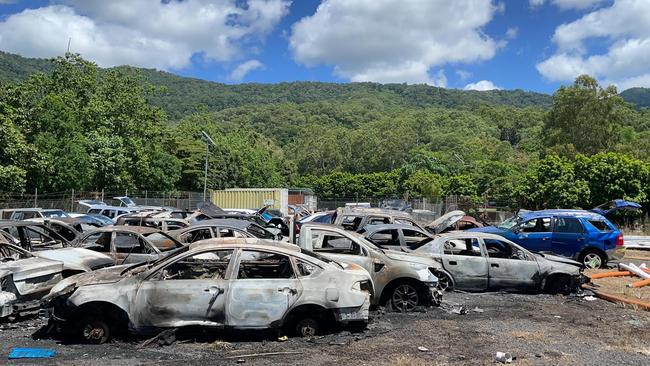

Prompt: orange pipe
[589,289,650,311]
[630,278,650,288]
[590,271,632,279]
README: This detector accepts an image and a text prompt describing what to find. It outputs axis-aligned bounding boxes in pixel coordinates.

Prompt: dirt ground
[2,290,650,366]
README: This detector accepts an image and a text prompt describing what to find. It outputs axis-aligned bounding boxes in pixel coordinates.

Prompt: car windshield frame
[497,215,521,230]
[142,232,183,252]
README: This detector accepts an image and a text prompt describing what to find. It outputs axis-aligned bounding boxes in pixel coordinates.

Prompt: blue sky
[1,0,648,94]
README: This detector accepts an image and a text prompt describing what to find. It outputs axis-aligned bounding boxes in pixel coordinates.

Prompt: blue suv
[470,209,625,268]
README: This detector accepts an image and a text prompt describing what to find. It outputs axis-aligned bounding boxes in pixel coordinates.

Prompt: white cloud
[505,27,518,39]
[0,0,290,70]
[289,0,500,85]
[464,80,501,91]
[537,0,650,89]
[230,59,264,81]
[529,0,605,10]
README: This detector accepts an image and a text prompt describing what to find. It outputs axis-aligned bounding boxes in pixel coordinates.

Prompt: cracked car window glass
[554,217,584,233]
[237,250,295,279]
[519,218,551,232]
[443,238,481,256]
[159,249,233,280]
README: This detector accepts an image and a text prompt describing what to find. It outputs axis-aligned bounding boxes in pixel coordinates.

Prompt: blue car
[470,209,625,268]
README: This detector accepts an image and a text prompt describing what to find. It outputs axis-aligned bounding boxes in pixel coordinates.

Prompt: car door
[133,249,233,328]
[512,217,552,252]
[401,229,431,250]
[551,216,586,258]
[113,232,159,264]
[226,249,302,328]
[439,237,488,290]
[483,238,540,290]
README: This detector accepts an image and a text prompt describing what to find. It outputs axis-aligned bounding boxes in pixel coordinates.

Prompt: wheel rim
[392,284,419,312]
[437,274,451,291]
[298,322,317,337]
[583,253,602,269]
[83,322,107,343]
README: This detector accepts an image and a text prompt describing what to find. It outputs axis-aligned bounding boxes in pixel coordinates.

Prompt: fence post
[71,189,75,212]
[145,190,148,205]
[101,189,104,202]
[34,188,38,208]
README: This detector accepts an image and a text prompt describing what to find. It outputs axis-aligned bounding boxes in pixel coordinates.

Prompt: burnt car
[0,220,72,251]
[362,224,434,251]
[415,232,584,293]
[0,241,113,318]
[334,209,425,233]
[44,238,372,343]
[425,210,484,234]
[74,227,183,265]
[115,215,190,231]
[298,223,442,312]
[168,219,281,244]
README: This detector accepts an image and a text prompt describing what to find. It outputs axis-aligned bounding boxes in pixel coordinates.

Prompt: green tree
[516,155,590,209]
[544,75,629,155]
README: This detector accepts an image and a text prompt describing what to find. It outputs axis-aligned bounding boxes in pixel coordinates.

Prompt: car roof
[189,237,301,254]
[91,226,160,234]
[194,218,253,229]
[436,231,513,241]
[521,209,607,220]
[0,220,49,228]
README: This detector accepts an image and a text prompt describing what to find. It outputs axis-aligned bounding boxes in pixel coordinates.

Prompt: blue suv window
[588,220,612,232]
[554,217,583,233]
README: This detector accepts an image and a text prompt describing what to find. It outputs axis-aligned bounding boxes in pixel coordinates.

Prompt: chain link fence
[0,190,206,212]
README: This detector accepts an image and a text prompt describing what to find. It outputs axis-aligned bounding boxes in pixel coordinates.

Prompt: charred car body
[414,232,585,293]
[44,239,372,343]
[298,223,442,312]
[168,219,281,244]
[74,226,183,265]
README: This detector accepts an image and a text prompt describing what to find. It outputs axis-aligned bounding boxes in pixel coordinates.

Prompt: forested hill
[1,51,554,118]
[620,87,650,110]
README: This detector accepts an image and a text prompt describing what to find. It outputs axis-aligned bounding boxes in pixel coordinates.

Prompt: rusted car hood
[0,257,63,282]
[35,248,114,271]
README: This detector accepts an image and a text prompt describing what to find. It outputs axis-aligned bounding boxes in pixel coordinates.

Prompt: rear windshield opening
[589,220,612,232]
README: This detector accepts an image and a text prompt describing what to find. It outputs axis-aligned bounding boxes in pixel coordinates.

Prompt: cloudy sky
[0,0,647,93]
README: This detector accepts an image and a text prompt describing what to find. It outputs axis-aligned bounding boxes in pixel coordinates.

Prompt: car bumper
[334,293,370,323]
[606,247,625,263]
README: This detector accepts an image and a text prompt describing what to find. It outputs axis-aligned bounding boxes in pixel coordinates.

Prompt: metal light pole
[201,131,216,202]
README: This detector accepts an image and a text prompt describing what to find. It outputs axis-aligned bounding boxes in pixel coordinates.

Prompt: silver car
[298,223,442,312]
[415,232,585,293]
[45,238,372,343]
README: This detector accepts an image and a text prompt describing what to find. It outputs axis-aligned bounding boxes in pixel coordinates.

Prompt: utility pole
[201,131,216,202]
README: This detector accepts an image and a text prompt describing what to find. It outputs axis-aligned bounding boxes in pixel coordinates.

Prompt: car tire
[390,283,420,312]
[80,316,110,344]
[295,317,320,337]
[579,249,605,269]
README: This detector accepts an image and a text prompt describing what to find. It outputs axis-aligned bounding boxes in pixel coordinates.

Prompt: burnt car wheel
[80,317,110,344]
[436,272,453,291]
[295,317,320,337]
[391,284,420,312]
[580,250,605,269]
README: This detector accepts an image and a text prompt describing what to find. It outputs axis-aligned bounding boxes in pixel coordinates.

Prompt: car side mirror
[373,258,385,272]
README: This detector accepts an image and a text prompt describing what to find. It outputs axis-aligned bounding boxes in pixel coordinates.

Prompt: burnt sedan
[168,219,281,244]
[415,232,585,293]
[74,227,183,265]
[44,238,372,343]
